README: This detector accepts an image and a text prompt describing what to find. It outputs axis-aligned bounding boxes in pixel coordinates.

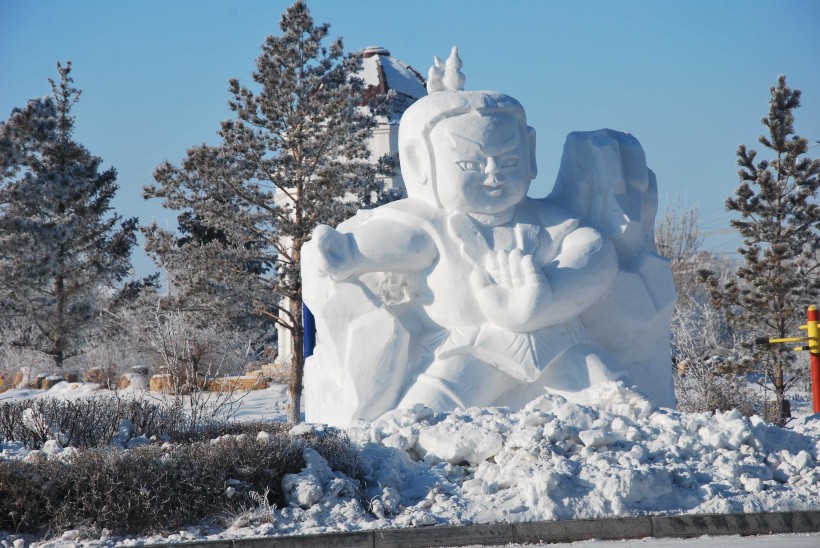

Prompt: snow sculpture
[302,47,675,426]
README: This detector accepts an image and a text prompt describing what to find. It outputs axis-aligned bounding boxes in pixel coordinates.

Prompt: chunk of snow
[416,417,503,465]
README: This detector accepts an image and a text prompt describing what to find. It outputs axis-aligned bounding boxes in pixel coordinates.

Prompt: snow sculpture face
[429,113,531,214]
[398,89,536,210]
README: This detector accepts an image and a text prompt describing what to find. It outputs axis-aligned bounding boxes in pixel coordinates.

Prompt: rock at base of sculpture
[302,48,675,427]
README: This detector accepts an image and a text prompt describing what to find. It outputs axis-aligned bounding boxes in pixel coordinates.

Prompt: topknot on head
[427,46,465,93]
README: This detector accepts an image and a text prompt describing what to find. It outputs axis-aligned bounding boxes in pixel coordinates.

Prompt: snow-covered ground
[1,381,819,547]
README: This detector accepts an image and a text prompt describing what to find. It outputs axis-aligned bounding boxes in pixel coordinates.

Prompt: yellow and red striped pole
[757,305,820,415]
[806,305,820,414]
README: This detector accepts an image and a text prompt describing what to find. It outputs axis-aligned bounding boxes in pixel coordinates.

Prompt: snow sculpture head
[399,49,536,213]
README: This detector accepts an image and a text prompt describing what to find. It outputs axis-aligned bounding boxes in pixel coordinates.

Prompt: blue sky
[2,0,819,277]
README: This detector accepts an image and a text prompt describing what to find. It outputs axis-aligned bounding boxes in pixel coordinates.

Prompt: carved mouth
[483,183,503,196]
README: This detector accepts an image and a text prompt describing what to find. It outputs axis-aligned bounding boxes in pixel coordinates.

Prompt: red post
[807,306,820,414]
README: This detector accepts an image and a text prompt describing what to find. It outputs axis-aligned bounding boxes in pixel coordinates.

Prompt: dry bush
[675,363,764,417]
[141,309,251,425]
[298,429,362,480]
[0,431,295,534]
[0,424,361,536]
[0,396,191,449]
[259,361,290,384]
[655,197,703,304]
[672,295,765,417]
[0,396,295,450]
[0,459,62,533]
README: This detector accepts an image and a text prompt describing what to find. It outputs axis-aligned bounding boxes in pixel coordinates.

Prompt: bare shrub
[260,360,290,384]
[675,361,764,417]
[0,396,191,449]
[295,429,362,481]
[672,295,765,417]
[0,425,360,536]
[0,459,61,533]
[656,197,703,303]
[141,308,251,425]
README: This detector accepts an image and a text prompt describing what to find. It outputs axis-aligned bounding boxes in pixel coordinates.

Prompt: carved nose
[484,157,499,175]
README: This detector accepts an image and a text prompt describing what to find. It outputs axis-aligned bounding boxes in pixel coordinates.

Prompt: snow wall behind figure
[550,130,676,408]
[302,48,676,427]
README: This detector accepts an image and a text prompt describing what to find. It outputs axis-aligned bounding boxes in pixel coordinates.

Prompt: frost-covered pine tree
[701,75,820,424]
[144,1,394,423]
[0,62,142,368]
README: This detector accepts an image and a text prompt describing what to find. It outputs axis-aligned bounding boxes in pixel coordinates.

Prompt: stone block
[35,373,47,388]
[651,512,792,537]
[149,374,172,393]
[205,373,269,392]
[124,373,149,391]
[514,517,652,544]
[41,375,64,390]
[85,367,117,387]
[375,523,514,547]
[791,511,820,533]
[142,541,232,548]
[131,365,150,377]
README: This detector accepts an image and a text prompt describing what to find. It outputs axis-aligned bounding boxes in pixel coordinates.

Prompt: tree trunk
[287,298,304,424]
[772,353,786,425]
[54,273,65,368]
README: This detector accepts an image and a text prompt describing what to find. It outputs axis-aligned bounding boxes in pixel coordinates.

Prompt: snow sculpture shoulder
[302,48,676,426]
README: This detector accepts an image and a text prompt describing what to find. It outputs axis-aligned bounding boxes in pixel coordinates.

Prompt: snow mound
[232,381,820,539]
[338,381,820,526]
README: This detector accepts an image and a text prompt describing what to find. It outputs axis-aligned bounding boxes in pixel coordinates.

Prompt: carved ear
[401,139,429,186]
[527,126,537,179]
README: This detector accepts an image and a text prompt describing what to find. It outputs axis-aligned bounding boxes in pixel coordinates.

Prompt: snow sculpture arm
[538,225,618,324]
[309,217,437,281]
[302,209,439,426]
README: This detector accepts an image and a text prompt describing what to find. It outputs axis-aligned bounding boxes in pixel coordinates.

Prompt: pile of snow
[1,381,819,546]
[225,382,820,539]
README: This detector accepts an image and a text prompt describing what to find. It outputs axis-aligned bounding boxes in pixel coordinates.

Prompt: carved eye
[456,160,482,172]
[500,157,519,168]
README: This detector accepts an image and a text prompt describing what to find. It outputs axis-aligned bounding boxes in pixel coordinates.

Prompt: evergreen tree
[144,0,394,422]
[0,62,144,368]
[701,75,820,424]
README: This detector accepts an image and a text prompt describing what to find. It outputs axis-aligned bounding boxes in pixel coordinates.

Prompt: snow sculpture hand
[470,249,552,331]
[310,224,359,281]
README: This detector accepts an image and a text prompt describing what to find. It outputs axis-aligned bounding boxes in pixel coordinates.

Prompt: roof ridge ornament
[426,46,465,93]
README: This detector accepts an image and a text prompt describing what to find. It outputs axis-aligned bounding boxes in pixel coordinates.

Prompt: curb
[148,510,820,547]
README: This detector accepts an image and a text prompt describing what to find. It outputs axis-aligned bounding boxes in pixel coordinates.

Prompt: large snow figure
[302,48,675,426]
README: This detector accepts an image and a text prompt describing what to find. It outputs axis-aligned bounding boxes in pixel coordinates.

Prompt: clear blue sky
[2,0,819,277]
